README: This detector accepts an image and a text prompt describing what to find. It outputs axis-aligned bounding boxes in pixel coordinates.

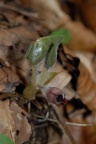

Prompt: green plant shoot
[50,28,71,44]
[25,36,64,67]
[24,33,71,99]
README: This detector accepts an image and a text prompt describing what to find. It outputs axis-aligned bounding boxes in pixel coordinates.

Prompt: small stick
[32,113,93,126]
[52,104,76,144]
[66,122,93,127]
[0,2,38,19]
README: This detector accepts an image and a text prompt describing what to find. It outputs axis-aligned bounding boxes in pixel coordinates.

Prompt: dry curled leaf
[59,46,96,113]
[73,0,96,33]
[78,62,96,111]
[10,102,31,144]
[47,70,71,90]
[39,61,73,100]
[0,100,31,144]
[64,21,96,53]
[19,0,96,53]
[19,0,70,30]
[0,61,20,93]
[18,0,32,7]
[72,51,96,82]
[39,60,71,89]
[0,26,38,47]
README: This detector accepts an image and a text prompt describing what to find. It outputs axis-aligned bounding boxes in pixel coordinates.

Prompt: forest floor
[0,0,96,144]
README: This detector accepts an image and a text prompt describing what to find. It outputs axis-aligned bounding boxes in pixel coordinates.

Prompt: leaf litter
[0,0,96,144]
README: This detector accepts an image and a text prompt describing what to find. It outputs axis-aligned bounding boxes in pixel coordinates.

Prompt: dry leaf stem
[52,104,76,144]
[0,2,37,18]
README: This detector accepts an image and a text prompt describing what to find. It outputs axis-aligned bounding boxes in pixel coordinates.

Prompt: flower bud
[45,87,67,105]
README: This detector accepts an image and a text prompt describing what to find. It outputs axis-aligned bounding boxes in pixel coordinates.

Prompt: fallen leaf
[73,0,96,33]
[78,62,96,111]
[0,26,38,47]
[10,102,32,144]
[0,60,20,93]
[0,100,15,143]
[65,21,96,53]
[19,0,70,30]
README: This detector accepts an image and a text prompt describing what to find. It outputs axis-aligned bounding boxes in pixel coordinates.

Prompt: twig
[52,104,76,144]
[33,123,48,129]
[32,113,93,126]
[33,107,93,144]
[0,2,38,19]
[32,113,58,123]
[66,122,93,127]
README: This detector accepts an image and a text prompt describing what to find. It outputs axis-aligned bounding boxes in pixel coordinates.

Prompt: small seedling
[23,30,79,144]
[23,30,71,104]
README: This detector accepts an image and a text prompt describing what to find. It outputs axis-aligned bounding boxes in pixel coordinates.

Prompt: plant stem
[31,66,37,86]
[23,66,38,99]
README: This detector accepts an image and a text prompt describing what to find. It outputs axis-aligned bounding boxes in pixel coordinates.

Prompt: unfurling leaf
[43,71,57,85]
[45,44,57,69]
[0,134,14,144]
[25,41,47,65]
[51,29,71,44]
[25,36,64,67]
[38,69,57,86]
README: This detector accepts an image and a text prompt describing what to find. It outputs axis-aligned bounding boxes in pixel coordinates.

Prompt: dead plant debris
[0,0,96,144]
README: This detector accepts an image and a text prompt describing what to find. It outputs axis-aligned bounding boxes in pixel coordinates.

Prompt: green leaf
[40,36,64,69]
[40,35,64,48]
[50,29,71,44]
[25,36,64,66]
[0,134,14,144]
[38,69,57,85]
[25,41,47,65]
[25,42,34,61]
[45,43,57,69]
[44,71,57,84]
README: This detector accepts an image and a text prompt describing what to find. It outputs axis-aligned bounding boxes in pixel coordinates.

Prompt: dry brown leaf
[0,45,9,63]
[0,100,16,143]
[39,61,73,100]
[61,133,72,144]
[0,26,38,47]
[73,0,96,33]
[61,47,96,111]
[63,85,76,100]
[18,0,96,53]
[0,63,20,93]
[66,113,96,144]
[0,27,35,85]
[18,0,70,30]
[15,59,32,84]
[17,0,32,7]
[67,120,87,144]
[10,102,31,144]
[0,100,31,144]
[38,60,71,90]
[64,21,96,53]
[72,51,96,82]
[77,62,96,111]
[47,71,71,90]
